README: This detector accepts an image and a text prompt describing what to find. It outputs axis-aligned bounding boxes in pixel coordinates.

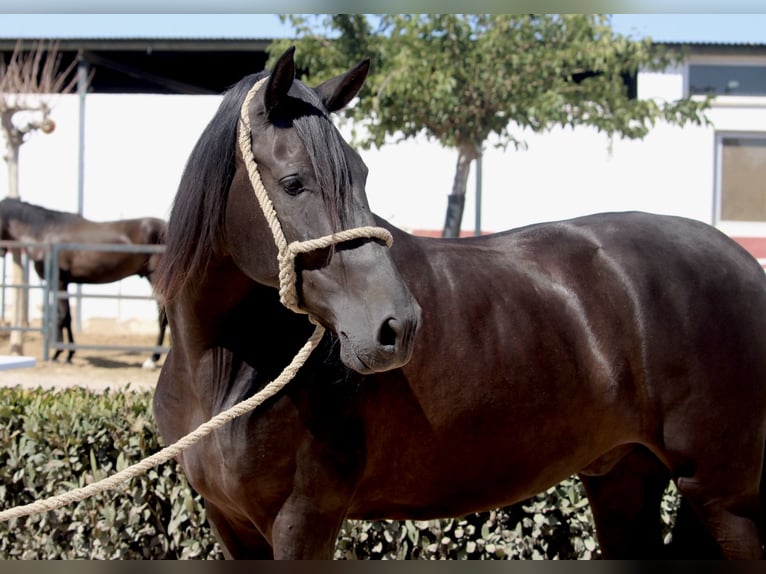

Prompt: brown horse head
[160,47,421,374]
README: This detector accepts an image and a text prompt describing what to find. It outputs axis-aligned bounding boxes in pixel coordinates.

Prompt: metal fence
[1,240,168,361]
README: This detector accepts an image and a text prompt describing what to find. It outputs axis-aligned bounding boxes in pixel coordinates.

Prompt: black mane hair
[152,72,265,301]
[287,81,352,231]
[153,71,355,302]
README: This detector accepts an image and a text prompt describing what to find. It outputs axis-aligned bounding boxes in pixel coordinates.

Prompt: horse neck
[168,254,269,357]
[1,202,80,243]
[4,217,46,243]
[163,251,317,422]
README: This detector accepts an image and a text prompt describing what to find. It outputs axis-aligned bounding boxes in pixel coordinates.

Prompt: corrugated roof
[660,40,766,47]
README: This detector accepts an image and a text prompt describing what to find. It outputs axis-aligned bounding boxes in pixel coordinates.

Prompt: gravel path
[0,328,163,392]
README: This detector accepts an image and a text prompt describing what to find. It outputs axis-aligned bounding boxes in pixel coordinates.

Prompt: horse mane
[288,81,352,230]
[152,72,265,302]
[153,71,353,303]
[0,197,84,237]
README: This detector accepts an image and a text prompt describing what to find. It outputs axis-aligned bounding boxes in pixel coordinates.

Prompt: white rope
[0,73,393,524]
[0,325,325,523]
[236,76,393,314]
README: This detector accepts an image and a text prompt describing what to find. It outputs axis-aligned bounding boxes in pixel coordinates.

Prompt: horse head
[226,47,421,374]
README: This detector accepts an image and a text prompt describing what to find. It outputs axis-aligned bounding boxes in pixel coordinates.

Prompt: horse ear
[264,46,296,119]
[315,58,370,113]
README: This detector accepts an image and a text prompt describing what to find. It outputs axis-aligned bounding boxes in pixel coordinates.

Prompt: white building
[2,39,766,328]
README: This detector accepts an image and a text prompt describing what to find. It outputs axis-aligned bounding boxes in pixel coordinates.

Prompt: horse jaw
[301,249,422,375]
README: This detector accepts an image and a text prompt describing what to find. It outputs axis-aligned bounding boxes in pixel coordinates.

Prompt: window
[716,134,766,223]
[690,64,766,97]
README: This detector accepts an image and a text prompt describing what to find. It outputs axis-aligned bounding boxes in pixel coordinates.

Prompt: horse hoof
[142,358,158,370]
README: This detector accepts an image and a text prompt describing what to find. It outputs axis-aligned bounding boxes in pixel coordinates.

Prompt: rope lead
[0,74,393,523]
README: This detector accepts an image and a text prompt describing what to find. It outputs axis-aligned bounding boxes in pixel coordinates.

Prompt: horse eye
[280,176,304,196]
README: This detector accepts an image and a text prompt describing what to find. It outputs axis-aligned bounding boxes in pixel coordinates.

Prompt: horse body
[350,214,766,518]
[153,48,766,559]
[0,197,168,365]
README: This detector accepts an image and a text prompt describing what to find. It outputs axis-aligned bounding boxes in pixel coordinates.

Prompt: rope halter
[236,75,394,317]
[0,75,396,525]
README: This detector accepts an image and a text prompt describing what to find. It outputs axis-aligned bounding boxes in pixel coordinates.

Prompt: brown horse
[152,47,766,559]
[0,197,168,365]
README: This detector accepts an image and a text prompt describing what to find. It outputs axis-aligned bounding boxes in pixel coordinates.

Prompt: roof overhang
[0,37,275,94]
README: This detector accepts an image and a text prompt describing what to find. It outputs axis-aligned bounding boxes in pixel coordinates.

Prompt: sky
[0,13,765,44]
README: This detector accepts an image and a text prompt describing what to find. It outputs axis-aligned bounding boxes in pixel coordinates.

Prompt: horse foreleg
[271,495,346,559]
[270,441,355,559]
[204,501,273,559]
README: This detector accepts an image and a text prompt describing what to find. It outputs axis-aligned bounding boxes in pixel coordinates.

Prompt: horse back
[404,210,766,406]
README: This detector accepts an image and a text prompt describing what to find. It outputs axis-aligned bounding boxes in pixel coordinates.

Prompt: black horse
[152,47,766,559]
[0,197,168,365]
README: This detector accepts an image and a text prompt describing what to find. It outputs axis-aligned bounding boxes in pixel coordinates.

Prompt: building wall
[2,63,765,325]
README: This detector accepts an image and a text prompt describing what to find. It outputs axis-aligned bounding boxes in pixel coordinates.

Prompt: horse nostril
[378,317,399,348]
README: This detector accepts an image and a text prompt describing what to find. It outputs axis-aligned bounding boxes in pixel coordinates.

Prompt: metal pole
[474,151,483,236]
[1,254,6,324]
[77,56,88,215]
[75,56,89,333]
[42,244,51,361]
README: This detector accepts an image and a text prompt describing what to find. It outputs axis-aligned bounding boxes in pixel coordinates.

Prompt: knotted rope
[0,74,394,523]
[236,76,393,315]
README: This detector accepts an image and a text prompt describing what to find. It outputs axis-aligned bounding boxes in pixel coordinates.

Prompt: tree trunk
[2,113,27,355]
[441,144,479,238]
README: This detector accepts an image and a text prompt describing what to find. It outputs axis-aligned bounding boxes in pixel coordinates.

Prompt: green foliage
[0,386,223,559]
[269,15,713,237]
[270,14,711,151]
[335,482,600,560]
[0,387,680,559]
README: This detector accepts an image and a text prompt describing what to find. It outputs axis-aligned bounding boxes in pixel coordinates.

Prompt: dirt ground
[0,325,164,392]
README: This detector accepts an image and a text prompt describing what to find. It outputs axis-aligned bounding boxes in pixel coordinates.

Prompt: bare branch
[0,40,79,114]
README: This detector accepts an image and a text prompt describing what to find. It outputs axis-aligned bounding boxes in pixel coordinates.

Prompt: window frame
[684,55,766,107]
[714,130,766,235]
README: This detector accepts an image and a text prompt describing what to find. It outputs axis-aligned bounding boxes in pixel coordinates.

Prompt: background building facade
[2,39,765,327]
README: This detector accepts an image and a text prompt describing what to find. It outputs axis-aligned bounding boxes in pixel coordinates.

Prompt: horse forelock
[289,81,352,230]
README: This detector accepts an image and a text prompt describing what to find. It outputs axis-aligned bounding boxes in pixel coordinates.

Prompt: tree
[1,40,77,355]
[268,14,711,237]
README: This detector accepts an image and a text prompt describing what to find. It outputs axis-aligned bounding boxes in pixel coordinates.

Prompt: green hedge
[0,386,679,559]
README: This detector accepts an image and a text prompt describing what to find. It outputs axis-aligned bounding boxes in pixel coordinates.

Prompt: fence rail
[1,239,168,362]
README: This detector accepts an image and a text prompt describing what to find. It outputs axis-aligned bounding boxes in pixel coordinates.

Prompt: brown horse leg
[271,495,345,559]
[579,445,670,559]
[204,501,274,559]
[666,497,721,558]
[674,474,763,559]
[664,415,765,559]
[62,299,75,363]
[51,296,74,363]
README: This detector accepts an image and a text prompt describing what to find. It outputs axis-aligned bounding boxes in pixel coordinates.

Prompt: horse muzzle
[338,302,421,374]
